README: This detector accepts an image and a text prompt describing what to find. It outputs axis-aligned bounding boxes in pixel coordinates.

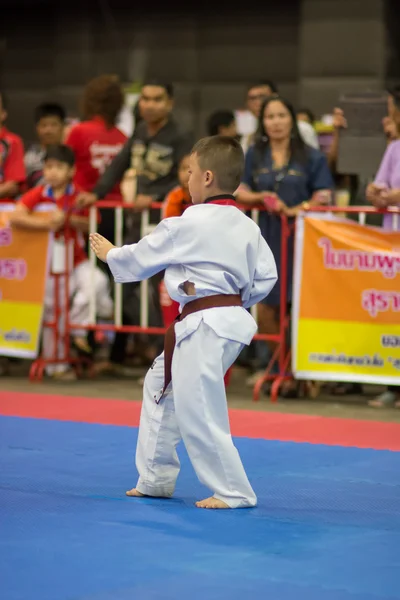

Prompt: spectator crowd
[1,74,399,407]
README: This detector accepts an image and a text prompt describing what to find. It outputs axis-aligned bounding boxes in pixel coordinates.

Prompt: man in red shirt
[10,145,112,378]
[0,91,26,203]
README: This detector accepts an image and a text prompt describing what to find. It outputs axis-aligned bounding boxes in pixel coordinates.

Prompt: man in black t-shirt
[77,82,193,375]
[77,81,192,210]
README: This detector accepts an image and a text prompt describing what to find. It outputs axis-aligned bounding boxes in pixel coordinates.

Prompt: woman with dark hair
[237,96,333,396]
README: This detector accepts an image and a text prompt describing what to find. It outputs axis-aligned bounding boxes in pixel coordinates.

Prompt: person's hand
[314,190,332,205]
[261,192,279,212]
[47,209,66,232]
[134,194,153,212]
[282,205,300,218]
[379,188,400,206]
[332,108,347,130]
[261,192,287,214]
[273,198,287,214]
[382,116,399,141]
[75,192,98,208]
[89,232,116,263]
[366,183,387,206]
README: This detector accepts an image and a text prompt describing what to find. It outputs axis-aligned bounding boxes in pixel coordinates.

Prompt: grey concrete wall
[0,0,391,143]
[1,3,300,141]
[298,0,386,114]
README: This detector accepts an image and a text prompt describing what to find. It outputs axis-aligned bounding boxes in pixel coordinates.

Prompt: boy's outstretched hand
[89,233,115,263]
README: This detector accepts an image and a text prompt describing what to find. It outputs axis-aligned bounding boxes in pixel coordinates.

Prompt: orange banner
[292,215,400,385]
[0,206,51,358]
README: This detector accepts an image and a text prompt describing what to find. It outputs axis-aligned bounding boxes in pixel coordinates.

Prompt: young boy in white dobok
[90,136,277,509]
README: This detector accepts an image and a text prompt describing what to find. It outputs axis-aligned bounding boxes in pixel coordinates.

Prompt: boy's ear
[0,109,8,124]
[204,170,214,187]
[70,166,76,178]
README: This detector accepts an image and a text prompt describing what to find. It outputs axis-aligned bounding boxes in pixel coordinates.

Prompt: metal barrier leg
[252,344,280,401]
[252,215,292,402]
[270,350,292,402]
[30,233,88,381]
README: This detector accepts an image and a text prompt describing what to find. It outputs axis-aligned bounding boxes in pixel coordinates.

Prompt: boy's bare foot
[126,488,145,497]
[195,496,230,509]
[89,232,115,263]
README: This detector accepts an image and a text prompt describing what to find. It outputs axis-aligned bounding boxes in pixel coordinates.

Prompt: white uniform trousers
[135,320,257,508]
[43,260,113,375]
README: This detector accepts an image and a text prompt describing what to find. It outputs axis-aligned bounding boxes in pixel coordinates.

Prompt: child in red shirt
[0,91,26,203]
[10,145,113,378]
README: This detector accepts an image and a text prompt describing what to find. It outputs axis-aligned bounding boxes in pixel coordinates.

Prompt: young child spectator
[9,145,113,379]
[162,154,191,218]
[159,155,191,327]
[207,110,238,138]
[25,103,66,189]
[0,91,26,204]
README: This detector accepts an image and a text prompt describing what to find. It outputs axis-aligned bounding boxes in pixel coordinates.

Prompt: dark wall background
[0,0,392,142]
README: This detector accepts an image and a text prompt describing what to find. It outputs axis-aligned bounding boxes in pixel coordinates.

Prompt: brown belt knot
[159,294,242,401]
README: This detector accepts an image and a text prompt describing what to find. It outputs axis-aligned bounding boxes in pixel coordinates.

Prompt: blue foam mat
[1,416,399,600]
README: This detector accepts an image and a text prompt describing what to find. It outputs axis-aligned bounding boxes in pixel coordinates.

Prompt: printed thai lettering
[362,289,400,317]
[318,237,400,279]
[0,258,27,280]
[0,226,12,246]
[308,351,384,367]
[389,357,400,371]
[381,335,400,348]
[3,328,31,343]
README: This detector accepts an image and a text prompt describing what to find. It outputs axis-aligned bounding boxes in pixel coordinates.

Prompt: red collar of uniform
[204,194,237,207]
[0,126,8,137]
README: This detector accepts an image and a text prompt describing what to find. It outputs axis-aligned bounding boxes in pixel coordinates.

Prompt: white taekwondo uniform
[106,196,277,507]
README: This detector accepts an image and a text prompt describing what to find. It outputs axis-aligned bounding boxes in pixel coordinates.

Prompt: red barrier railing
[28,199,293,401]
[30,202,398,398]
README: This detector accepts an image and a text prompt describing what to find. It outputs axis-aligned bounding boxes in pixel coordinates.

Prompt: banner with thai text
[0,204,51,358]
[292,214,400,385]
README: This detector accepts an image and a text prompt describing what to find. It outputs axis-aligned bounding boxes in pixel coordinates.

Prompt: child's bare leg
[129,352,182,499]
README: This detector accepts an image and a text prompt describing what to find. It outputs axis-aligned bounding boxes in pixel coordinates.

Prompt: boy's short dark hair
[247,80,278,94]
[207,110,235,137]
[142,80,174,98]
[178,153,190,165]
[44,144,75,167]
[388,84,400,109]
[35,103,66,123]
[191,136,244,193]
[297,107,315,124]
[0,90,7,110]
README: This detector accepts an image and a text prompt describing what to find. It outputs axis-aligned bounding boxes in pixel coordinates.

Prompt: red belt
[161,294,242,399]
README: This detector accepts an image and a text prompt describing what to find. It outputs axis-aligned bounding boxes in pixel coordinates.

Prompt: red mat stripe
[1,391,399,451]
